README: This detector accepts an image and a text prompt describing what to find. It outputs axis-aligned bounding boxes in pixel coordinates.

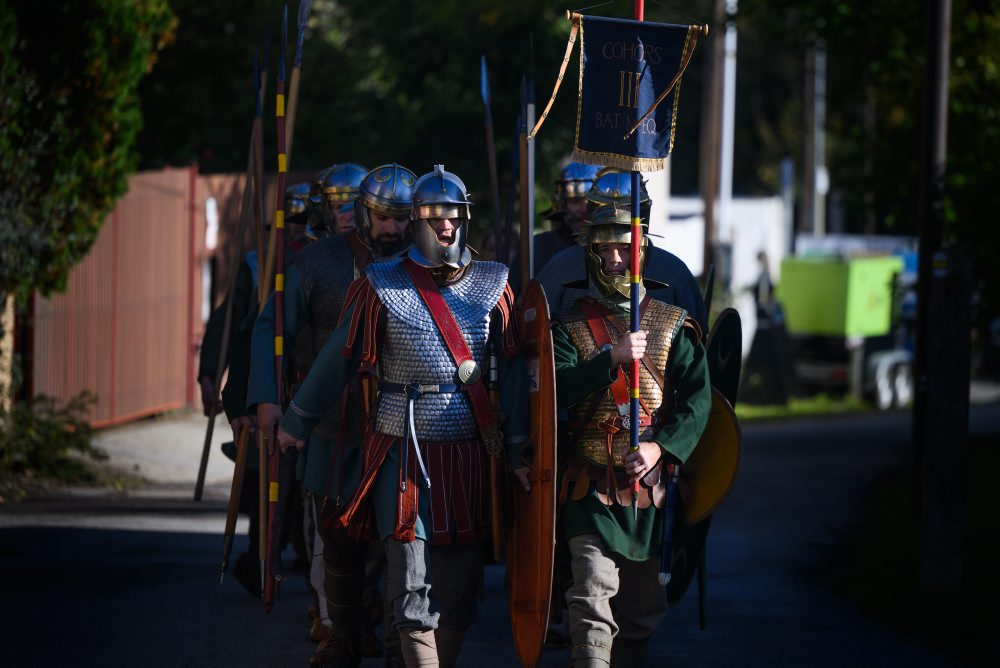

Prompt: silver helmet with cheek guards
[408,165,474,269]
[284,182,312,225]
[586,167,652,227]
[354,163,417,252]
[322,162,368,204]
[314,162,367,234]
[556,161,602,204]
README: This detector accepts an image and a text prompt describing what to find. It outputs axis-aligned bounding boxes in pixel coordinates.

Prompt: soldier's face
[564,197,588,227]
[427,217,460,245]
[328,200,356,233]
[287,222,308,243]
[595,242,630,275]
[369,210,409,245]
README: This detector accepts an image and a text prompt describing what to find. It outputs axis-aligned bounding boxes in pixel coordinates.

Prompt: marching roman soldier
[276,165,530,668]
[535,167,707,330]
[552,203,712,667]
[249,164,415,666]
[198,182,312,597]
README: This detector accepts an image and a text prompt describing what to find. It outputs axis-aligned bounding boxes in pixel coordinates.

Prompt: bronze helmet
[583,203,649,301]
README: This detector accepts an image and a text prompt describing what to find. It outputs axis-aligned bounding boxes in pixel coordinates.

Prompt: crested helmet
[354,163,417,254]
[408,164,474,270]
[586,167,652,225]
[583,203,649,301]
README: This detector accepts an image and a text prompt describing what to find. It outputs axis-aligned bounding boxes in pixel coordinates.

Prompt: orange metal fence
[27,166,317,428]
[31,168,199,427]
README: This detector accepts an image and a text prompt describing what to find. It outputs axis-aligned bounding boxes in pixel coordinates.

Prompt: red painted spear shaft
[629,0,646,509]
[263,5,289,613]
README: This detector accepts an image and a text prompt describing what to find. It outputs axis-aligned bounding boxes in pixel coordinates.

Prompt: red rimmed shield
[507,279,558,668]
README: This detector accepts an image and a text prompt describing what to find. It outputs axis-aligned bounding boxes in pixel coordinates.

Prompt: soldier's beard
[375,235,405,256]
[566,217,585,237]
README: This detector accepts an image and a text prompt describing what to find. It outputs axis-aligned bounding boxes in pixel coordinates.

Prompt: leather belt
[379,382,465,396]
[587,414,655,433]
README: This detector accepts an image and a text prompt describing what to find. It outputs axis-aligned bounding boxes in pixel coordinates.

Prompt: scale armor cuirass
[293,233,363,441]
[368,259,509,441]
[562,298,687,469]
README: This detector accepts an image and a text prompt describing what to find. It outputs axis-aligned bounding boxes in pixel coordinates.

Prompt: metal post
[813,39,828,235]
[913,0,964,592]
[718,1,738,289]
[699,0,725,281]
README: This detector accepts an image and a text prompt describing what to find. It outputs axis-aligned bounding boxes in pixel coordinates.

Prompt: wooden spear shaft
[195,52,269,503]
[220,424,250,580]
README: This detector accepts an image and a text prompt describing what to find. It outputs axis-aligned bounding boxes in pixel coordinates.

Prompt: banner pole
[629,0,645,516]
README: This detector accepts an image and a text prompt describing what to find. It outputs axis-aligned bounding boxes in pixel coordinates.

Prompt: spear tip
[294,0,312,67]
[480,55,490,106]
[297,0,313,30]
[277,4,289,80]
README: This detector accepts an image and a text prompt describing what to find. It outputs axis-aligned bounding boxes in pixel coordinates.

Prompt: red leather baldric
[402,260,501,437]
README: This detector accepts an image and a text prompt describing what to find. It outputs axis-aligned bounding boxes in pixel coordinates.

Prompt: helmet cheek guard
[407,165,474,270]
[582,205,648,301]
[283,182,311,225]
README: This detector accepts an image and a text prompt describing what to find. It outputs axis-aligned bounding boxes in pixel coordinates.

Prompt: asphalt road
[3,404,998,667]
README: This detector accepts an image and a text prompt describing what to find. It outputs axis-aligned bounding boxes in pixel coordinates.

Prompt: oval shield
[507,279,558,668]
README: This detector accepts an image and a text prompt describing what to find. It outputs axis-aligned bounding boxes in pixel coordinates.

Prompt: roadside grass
[736,393,873,421]
[819,434,1000,664]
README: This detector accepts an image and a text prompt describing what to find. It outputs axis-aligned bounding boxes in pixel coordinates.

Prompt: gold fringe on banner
[527,12,581,142]
[571,146,667,172]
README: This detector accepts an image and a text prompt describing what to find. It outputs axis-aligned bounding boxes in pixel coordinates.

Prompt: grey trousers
[565,534,667,666]
[383,538,483,632]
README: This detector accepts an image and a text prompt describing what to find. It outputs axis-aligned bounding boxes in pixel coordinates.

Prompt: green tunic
[279,297,528,542]
[554,302,711,561]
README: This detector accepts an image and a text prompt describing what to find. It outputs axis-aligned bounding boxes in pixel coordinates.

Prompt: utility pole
[800,42,815,235]
[913,0,966,592]
[800,36,827,236]
[813,39,827,235]
[717,0,738,289]
[699,0,725,281]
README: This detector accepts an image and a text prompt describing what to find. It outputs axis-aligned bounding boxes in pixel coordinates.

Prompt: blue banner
[573,16,699,172]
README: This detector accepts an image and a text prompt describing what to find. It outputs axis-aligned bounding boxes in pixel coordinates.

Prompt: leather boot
[433,626,465,668]
[309,634,360,668]
[610,637,649,668]
[399,628,438,667]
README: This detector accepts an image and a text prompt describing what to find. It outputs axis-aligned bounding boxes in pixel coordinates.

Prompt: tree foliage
[0,391,104,484]
[740,0,1000,324]
[132,1,1000,321]
[0,0,176,302]
[135,0,716,239]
